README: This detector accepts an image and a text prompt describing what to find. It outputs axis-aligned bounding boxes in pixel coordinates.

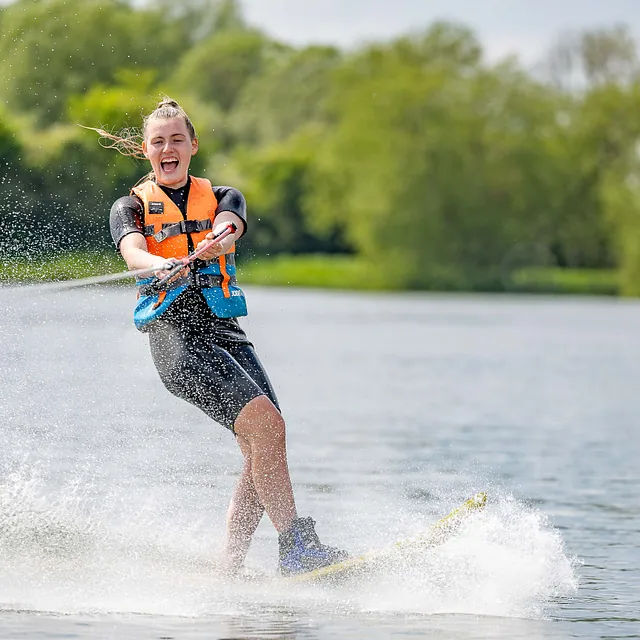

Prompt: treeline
[2,0,640,293]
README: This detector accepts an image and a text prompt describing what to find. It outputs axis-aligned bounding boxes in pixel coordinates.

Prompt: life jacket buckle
[180,219,200,234]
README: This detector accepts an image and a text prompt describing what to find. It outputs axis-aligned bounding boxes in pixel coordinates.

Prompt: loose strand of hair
[79,125,146,160]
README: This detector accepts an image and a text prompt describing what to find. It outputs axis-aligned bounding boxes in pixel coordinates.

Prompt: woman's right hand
[152,257,187,281]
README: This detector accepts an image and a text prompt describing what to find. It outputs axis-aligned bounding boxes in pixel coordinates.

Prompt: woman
[96,97,346,575]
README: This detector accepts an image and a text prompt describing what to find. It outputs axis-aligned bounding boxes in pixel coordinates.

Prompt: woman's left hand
[197,223,236,260]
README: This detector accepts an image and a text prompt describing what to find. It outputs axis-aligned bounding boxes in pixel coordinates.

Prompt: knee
[234,395,286,446]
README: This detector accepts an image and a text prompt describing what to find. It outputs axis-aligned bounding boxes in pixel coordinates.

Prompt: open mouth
[161,158,179,172]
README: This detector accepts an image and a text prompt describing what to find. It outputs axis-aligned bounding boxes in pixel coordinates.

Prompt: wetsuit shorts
[146,288,279,432]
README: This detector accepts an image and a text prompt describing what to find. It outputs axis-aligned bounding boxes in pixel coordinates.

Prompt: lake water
[0,285,638,639]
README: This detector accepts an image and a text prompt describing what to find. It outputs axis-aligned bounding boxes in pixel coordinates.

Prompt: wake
[0,465,577,620]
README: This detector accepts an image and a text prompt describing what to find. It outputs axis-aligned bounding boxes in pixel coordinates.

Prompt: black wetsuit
[110,178,279,431]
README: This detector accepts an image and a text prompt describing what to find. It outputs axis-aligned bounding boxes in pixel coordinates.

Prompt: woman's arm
[198,184,248,260]
[213,186,247,237]
[119,233,179,276]
[111,194,177,276]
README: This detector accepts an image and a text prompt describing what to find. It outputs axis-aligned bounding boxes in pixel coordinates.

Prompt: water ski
[287,492,487,584]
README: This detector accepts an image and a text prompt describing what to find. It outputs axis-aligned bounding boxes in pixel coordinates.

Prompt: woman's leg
[233,395,298,534]
[224,434,265,572]
[148,321,301,565]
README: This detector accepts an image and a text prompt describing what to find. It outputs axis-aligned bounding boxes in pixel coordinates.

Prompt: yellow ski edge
[287,491,487,583]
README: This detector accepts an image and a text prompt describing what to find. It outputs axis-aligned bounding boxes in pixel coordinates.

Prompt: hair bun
[157,97,181,110]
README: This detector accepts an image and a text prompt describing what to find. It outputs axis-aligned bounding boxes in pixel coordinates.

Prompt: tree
[171,29,287,113]
[143,0,246,44]
[0,106,39,258]
[579,83,640,293]
[305,27,572,289]
[544,25,639,91]
[230,45,342,146]
[221,127,347,256]
[0,0,188,124]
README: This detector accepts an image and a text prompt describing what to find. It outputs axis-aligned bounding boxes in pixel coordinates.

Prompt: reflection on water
[0,286,639,639]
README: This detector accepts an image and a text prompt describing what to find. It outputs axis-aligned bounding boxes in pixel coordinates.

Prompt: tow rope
[9,222,237,294]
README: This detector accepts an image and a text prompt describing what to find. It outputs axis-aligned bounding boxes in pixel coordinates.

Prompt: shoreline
[0,251,620,296]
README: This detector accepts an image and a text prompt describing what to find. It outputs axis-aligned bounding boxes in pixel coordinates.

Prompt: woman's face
[142,117,198,188]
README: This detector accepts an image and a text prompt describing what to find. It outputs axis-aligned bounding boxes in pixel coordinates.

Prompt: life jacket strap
[192,272,239,289]
[200,253,235,267]
[137,274,189,296]
[143,218,213,243]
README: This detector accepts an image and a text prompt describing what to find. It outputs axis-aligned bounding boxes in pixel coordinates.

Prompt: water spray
[9,222,238,294]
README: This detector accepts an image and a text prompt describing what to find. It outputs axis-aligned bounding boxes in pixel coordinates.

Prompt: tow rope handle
[153,222,238,290]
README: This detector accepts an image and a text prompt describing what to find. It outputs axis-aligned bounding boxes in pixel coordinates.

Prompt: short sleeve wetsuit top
[110,178,280,432]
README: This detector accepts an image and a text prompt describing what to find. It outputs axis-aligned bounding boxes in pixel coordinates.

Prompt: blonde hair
[83,97,197,182]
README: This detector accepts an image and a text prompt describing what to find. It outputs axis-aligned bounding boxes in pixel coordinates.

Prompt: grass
[240,254,393,290]
[0,250,621,296]
[507,266,619,296]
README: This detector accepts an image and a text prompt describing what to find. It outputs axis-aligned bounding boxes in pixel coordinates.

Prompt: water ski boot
[278,516,349,576]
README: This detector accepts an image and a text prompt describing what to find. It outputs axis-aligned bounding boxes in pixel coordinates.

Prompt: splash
[348,494,578,619]
[0,464,227,616]
[0,466,577,621]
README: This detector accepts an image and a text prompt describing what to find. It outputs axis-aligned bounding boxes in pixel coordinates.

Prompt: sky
[238,0,640,64]
[0,0,637,64]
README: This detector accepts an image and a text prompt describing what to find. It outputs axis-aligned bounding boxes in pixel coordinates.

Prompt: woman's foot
[278,517,348,575]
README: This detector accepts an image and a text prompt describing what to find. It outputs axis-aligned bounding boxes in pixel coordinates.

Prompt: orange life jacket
[129,176,247,330]
[132,176,220,258]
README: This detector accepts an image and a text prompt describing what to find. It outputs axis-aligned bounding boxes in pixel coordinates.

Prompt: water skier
[91,97,347,576]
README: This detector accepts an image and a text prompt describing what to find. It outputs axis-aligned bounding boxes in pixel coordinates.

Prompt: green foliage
[1,4,640,296]
[13,123,119,252]
[231,45,342,146]
[67,70,158,129]
[144,0,246,43]
[223,127,348,255]
[0,106,39,258]
[0,251,126,282]
[306,27,573,289]
[593,85,640,295]
[0,105,22,168]
[0,0,187,124]
[241,254,393,290]
[239,256,618,295]
[545,24,639,91]
[171,30,286,112]
[509,267,618,295]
